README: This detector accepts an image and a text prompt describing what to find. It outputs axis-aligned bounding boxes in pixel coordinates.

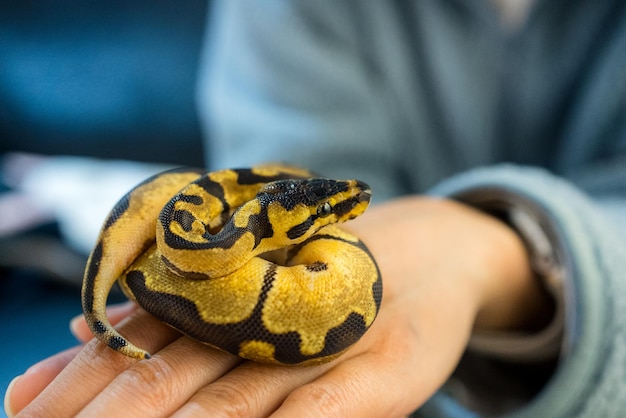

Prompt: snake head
[259,177,372,242]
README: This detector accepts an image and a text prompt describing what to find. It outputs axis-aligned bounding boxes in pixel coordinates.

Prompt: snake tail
[81,168,205,359]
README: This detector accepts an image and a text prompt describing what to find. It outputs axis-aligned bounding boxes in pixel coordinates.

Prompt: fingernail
[4,375,21,418]
[69,314,84,338]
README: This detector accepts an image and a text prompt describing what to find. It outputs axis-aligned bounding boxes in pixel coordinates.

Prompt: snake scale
[82,165,382,365]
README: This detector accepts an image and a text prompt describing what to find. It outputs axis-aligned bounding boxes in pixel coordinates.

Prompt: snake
[81,165,382,365]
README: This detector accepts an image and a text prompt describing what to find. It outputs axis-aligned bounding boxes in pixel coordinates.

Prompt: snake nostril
[357,189,372,203]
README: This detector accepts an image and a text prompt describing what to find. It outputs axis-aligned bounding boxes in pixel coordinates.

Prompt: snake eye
[317,202,332,217]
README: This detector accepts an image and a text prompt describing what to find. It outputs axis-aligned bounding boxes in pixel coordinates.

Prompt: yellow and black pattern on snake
[82,165,382,365]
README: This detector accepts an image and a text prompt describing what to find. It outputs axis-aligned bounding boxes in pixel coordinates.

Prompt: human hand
[5,197,550,417]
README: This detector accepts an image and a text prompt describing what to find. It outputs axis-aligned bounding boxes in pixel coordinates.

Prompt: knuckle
[119,357,180,407]
[286,382,348,417]
[193,379,257,418]
[77,339,132,376]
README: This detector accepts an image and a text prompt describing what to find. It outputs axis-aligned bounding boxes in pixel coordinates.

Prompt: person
[5,1,626,416]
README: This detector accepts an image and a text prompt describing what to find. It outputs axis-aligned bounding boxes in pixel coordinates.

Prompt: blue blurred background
[0,0,209,406]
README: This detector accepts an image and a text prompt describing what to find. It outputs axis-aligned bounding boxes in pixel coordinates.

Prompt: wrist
[470,208,554,333]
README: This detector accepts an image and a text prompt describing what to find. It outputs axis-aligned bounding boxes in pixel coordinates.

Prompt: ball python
[82,165,382,365]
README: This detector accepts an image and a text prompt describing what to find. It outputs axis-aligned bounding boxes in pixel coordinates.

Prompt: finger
[17,308,181,418]
[70,302,137,343]
[171,359,335,418]
[271,351,424,418]
[4,346,81,417]
[77,337,241,418]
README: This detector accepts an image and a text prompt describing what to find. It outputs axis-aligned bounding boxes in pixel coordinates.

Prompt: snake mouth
[331,180,372,222]
[355,180,372,204]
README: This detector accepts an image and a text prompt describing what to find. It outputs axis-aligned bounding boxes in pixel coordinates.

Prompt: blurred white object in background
[1,152,172,255]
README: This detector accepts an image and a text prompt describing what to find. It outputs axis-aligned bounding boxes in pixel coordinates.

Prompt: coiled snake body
[82,165,382,365]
